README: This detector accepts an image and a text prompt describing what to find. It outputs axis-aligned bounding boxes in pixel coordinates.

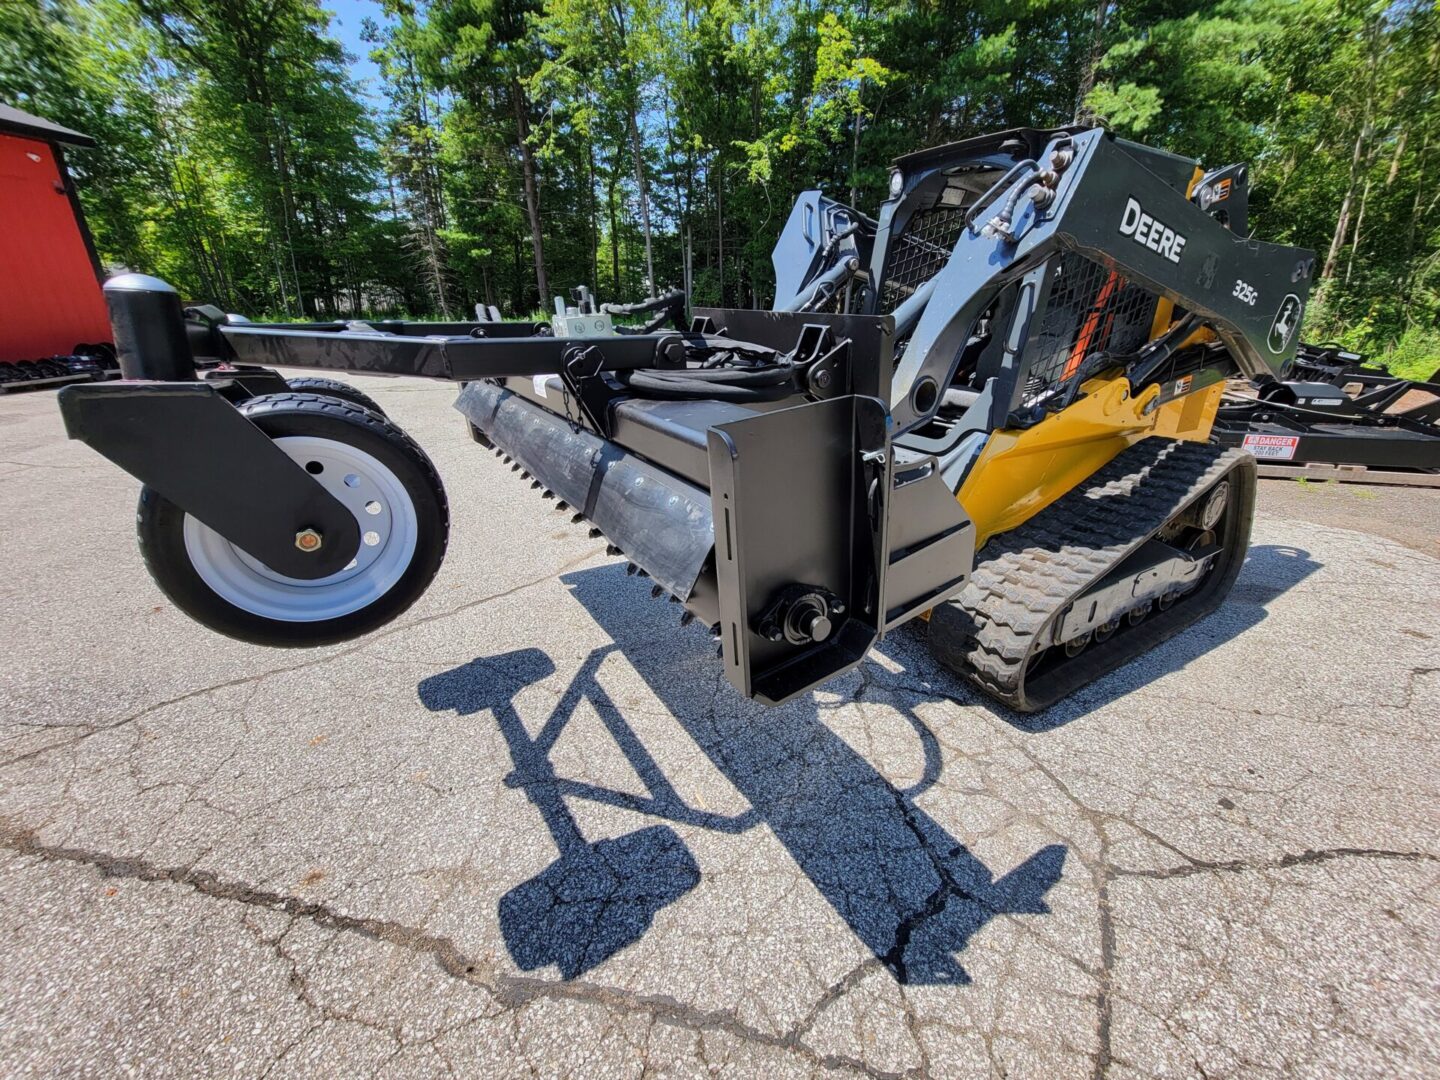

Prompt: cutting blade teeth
[679,611,694,626]
[571,512,585,524]
[625,563,638,576]
[530,480,541,489]
[541,490,555,500]
[588,527,603,539]
[605,543,622,556]
[651,585,664,599]
[556,501,569,511]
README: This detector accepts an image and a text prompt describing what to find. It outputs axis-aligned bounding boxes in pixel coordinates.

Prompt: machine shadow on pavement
[966,543,1326,734]
[418,564,1068,985]
[416,542,1318,981]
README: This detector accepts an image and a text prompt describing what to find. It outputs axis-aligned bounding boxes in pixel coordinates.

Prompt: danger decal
[1241,433,1300,461]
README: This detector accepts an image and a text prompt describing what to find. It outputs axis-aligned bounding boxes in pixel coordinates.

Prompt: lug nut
[295,528,323,553]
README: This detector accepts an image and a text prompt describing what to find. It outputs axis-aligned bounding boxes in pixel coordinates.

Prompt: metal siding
[0,133,110,361]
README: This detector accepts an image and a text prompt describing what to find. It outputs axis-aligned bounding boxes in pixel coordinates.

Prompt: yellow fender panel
[956,376,1223,547]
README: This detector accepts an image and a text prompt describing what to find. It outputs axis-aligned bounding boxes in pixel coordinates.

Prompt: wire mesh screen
[1022,253,1158,404]
[878,206,967,313]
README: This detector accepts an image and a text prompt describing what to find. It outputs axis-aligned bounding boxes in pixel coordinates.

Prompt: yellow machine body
[958,170,1224,552]
[956,375,1224,548]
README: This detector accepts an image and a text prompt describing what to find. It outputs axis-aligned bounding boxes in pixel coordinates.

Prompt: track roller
[929,438,1257,712]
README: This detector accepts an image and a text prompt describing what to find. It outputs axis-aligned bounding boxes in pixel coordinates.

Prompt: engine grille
[1022,253,1158,404]
[878,206,966,313]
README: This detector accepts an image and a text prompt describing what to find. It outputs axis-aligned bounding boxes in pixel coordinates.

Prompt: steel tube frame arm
[215,324,691,382]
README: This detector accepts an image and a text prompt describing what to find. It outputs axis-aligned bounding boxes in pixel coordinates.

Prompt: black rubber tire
[284,376,387,416]
[136,393,449,647]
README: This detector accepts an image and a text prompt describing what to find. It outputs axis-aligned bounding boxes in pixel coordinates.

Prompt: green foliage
[1084,82,1162,133]
[1370,325,1440,382]
[5,0,1438,351]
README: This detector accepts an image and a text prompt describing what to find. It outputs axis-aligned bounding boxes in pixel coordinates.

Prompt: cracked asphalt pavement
[2,375,1437,1078]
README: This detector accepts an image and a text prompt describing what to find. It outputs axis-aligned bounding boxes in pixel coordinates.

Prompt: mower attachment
[457,381,715,604]
[62,123,1341,710]
[58,381,361,578]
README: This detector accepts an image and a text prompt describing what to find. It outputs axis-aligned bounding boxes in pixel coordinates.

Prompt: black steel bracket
[58,382,361,578]
[202,364,291,401]
[791,324,853,399]
[706,394,890,705]
[559,345,626,438]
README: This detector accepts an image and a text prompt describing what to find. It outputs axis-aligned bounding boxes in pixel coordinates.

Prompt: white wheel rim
[183,435,419,622]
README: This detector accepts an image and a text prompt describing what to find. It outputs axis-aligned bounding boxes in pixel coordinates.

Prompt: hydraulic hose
[603,289,689,334]
[619,363,798,402]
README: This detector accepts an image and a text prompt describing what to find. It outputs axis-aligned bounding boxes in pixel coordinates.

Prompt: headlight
[889,170,904,198]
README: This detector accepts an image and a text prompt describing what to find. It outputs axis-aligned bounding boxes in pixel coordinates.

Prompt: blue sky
[324,0,391,107]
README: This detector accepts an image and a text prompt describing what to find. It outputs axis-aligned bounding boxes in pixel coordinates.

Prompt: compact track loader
[59,126,1317,711]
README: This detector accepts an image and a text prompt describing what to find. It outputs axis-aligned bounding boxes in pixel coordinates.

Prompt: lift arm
[886,128,1315,433]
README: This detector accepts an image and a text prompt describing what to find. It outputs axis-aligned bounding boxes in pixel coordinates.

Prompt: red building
[0,103,111,363]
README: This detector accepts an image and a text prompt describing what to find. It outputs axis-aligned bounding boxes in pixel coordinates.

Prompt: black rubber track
[137,392,449,647]
[284,376,387,416]
[929,438,1256,712]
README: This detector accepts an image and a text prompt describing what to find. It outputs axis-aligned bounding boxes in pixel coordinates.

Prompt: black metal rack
[1211,345,1440,483]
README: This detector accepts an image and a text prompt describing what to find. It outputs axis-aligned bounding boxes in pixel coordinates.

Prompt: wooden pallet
[1257,462,1440,488]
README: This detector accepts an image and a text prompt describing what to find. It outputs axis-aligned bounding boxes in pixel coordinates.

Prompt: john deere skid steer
[58,126,1315,711]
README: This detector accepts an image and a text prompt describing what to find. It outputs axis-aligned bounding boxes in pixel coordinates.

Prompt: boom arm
[887,133,1319,437]
[869,129,1314,434]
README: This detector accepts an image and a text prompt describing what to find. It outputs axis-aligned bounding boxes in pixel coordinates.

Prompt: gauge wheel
[284,377,387,416]
[137,393,448,646]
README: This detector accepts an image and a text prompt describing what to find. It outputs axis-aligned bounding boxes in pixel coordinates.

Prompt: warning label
[1241,433,1300,460]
